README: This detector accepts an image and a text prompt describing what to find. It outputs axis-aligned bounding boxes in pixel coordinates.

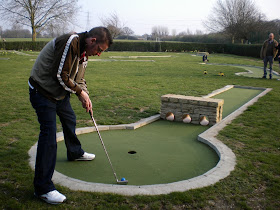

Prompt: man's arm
[56,35,83,95]
[260,41,266,59]
[75,62,89,95]
[75,61,92,112]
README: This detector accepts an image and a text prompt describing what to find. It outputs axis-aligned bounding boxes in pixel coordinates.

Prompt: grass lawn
[0,51,279,209]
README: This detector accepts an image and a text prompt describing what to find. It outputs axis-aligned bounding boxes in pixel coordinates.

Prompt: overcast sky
[76,0,279,35]
[0,0,279,35]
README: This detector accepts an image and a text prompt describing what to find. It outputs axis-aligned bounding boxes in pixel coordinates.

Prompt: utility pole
[86,11,90,31]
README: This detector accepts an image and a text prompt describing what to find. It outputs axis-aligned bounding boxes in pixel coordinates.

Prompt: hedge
[0,41,49,51]
[0,40,263,58]
[110,42,262,58]
[223,44,262,58]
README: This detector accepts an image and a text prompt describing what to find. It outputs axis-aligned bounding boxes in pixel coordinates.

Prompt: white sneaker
[75,152,95,161]
[35,190,66,204]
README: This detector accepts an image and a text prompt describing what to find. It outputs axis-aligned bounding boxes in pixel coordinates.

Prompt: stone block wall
[160,94,224,126]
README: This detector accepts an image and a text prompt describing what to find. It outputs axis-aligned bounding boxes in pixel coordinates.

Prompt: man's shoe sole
[40,197,66,205]
[34,193,66,205]
[75,157,95,161]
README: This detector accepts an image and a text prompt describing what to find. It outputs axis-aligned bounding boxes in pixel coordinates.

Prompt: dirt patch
[0,122,10,127]
[76,120,93,124]
[0,119,24,128]
[236,123,246,128]
[8,137,19,145]
[126,86,141,90]
[253,161,263,168]
[233,141,245,150]
[139,107,150,113]
[247,184,266,209]
[204,198,236,209]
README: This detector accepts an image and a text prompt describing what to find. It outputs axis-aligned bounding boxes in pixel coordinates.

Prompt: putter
[89,111,128,185]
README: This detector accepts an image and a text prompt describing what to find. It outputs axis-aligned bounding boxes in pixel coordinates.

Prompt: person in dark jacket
[29,27,113,204]
[260,33,278,79]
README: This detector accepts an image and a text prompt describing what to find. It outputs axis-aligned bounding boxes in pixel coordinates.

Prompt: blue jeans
[29,87,84,195]
[263,56,273,77]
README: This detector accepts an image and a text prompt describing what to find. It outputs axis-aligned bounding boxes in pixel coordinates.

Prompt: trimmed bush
[0,40,263,58]
[223,44,262,58]
[0,41,49,51]
[160,42,227,53]
[109,41,261,58]
[108,41,161,52]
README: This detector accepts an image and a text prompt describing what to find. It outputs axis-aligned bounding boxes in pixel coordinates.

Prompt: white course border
[28,85,272,196]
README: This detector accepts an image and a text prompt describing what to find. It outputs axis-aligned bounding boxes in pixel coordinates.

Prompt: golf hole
[128,151,137,154]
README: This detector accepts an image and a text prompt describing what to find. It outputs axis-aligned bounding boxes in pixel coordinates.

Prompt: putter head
[117,180,128,185]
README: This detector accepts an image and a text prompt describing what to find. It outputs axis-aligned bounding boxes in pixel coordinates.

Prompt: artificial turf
[212,87,263,117]
[55,87,263,186]
[56,121,213,185]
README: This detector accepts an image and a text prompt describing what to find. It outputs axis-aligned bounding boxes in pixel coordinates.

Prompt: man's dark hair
[86,27,113,47]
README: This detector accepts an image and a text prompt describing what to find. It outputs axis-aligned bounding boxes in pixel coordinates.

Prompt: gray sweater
[30,33,89,101]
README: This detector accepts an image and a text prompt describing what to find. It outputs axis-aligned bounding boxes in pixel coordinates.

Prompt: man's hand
[78,90,92,112]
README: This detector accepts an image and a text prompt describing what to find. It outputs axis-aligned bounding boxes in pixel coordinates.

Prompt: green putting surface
[233,65,280,78]
[56,121,212,185]
[212,87,263,117]
[55,87,263,185]
[211,64,280,79]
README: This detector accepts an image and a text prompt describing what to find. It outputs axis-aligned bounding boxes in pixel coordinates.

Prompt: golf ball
[121,178,126,181]
[166,112,175,121]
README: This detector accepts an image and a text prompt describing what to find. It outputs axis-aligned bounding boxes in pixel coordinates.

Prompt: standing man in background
[29,27,113,204]
[260,33,278,79]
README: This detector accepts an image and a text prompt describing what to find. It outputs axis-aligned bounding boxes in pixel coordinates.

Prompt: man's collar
[78,32,87,55]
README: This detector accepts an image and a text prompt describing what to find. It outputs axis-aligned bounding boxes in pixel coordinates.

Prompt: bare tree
[195,30,204,35]
[122,27,134,39]
[171,29,177,37]
[2,27,32,38]
[0,0,78,41]
[101,12,124,39]
[262,19,280,37]
[42,21,70,38]
[178,31,187,37]
[186,28,192,35]
[205,0,264,43]
[151,26,169,39]
[0,26,2,38]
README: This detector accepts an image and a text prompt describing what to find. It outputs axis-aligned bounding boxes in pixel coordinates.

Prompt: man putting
[29,27,113,204]
[260,33,278,79]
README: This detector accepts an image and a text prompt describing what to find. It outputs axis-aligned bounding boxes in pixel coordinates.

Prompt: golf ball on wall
[182,114,192,123]
[200,116,209,126]
[166,112,175,121]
